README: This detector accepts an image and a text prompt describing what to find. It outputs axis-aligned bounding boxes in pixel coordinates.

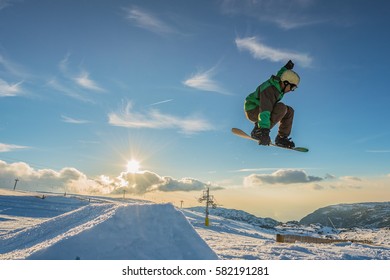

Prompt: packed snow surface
[184,209,390,260]
[0,190,217,260]
[0,189,389,260]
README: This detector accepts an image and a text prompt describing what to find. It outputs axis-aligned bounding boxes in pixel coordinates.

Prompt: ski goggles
[283,80,298,91]
[290,84,297,91]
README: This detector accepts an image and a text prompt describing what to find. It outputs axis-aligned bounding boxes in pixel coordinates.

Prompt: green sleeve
[258,88,279,129]
[258,111,271,128]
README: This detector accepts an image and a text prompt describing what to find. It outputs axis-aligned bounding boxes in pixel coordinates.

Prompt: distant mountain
[188,206,279,229]
[300,202,390,229]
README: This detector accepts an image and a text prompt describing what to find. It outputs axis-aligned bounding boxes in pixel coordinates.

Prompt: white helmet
[280,70,300,86]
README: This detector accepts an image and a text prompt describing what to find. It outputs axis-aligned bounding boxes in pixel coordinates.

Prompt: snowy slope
[27,204,218,260]
[0,190,217,260]
[182,209,390,260]
[1,189,389,260]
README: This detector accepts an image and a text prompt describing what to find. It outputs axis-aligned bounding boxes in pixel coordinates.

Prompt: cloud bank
[244,169,323,186]
[0,160,221,195]
[112,171,221,195]
[0,160,96,193]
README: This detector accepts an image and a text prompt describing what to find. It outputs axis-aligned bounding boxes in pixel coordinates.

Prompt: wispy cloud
[340,176,362,182]
[235,37,313,67]
[183,66,229,95]
[60,54,105,92]
[0,54,29,78]
[108,101,214,135]
[220,0,328,30]
[266,16,328,30]
[0,79,23,97]
[146,99,174,107]
[0,0,14,11]
[0,54,27,97]
[59,52,71,75]
[232,167,317,173]
[0,143,29,152]
[74,70,105,92]
[355,133,390,144]
[124,6,176,35]
[48,54,105,101]
[46,78,93,103]
[232,168,281,173]
[61,115,91,124]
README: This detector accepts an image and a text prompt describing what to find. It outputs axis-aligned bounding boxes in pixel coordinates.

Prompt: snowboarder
[244,60,300,148]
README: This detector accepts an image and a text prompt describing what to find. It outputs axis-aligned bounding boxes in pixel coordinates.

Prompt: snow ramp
[27,203,219,260]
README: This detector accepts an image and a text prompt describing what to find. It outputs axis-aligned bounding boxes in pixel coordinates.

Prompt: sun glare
[126,159,141,173]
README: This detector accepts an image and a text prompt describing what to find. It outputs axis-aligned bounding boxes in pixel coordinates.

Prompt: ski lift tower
[13,178,19,190]
[198,187,217,226]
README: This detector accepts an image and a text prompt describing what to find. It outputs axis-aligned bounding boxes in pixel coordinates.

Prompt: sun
[126,159,141,173]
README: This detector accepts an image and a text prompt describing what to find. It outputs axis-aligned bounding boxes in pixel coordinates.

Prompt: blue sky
[1,0,390,221]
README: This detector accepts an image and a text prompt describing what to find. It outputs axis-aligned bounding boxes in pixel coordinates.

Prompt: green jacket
[244,66,287,129]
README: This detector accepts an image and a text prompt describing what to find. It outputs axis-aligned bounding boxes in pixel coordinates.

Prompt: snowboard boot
[250,123,262,140]
[275,135,295,148]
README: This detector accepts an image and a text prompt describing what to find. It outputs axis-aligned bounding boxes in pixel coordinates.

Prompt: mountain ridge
[188,201,390,229]
[299,201,390,229]
[187,206,279,229]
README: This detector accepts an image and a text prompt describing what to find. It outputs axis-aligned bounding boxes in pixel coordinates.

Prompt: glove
[284,60,294,70]
[258,128,271,146]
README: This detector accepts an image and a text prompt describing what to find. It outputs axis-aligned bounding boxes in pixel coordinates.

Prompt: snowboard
[231,128,309,152]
